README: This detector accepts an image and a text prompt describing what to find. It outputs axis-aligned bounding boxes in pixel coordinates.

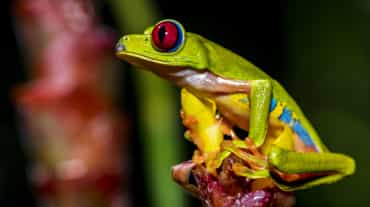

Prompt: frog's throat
[169,69,251,95]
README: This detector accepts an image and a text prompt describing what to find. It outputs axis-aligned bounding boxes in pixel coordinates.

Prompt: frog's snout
[116,35,130,53]
[115,42,126,53]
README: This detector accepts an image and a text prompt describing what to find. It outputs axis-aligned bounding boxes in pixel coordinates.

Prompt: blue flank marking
[269,97,315,146]
[269,98,277,112]
[292,121,315,146]
[279,108,292,124]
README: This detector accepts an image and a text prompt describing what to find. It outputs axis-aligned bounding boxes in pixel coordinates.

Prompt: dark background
[1,0,369,206]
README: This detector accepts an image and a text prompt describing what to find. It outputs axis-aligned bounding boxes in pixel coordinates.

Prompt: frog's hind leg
[268,145,355,191]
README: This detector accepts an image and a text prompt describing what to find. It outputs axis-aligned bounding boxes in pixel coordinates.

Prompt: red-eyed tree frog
[115,19,355,191]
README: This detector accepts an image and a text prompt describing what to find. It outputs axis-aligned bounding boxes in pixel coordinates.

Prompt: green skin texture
[116,20,355,191]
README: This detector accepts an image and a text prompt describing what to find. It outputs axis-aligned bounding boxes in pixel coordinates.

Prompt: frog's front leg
[249,79,272,147]
[202,78,272,147]
[268,145,356,191]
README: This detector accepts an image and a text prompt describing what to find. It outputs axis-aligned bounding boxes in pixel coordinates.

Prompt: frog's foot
[204,123,269,177]
[189,143,267,180]
[232,162,270,179]
[245,138,265,158]
[222,140,268,171]
[228,136,262,156]
[218,119,264,158]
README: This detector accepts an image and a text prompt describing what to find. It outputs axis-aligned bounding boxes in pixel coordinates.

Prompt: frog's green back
[198,35,270,80]
[199,35,328,152]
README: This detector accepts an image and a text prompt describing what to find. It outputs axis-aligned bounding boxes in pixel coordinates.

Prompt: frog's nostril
[115,42,125,52]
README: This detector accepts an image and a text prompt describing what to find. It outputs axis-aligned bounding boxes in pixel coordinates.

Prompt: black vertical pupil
[158,26,166,43]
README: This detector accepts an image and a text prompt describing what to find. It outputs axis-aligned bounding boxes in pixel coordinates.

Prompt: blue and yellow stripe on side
[269,97,315,146]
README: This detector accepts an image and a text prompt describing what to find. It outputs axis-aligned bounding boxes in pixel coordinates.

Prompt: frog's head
[115,19,209,72]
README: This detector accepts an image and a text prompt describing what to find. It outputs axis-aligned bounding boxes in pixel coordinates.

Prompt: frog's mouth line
[116,51,192,72]
[116,51,251,96]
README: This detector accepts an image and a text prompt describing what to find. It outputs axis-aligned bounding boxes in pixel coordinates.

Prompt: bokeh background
[1,0,369,206]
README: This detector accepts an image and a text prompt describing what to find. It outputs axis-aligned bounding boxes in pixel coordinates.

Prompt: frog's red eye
[152,20,185,52]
